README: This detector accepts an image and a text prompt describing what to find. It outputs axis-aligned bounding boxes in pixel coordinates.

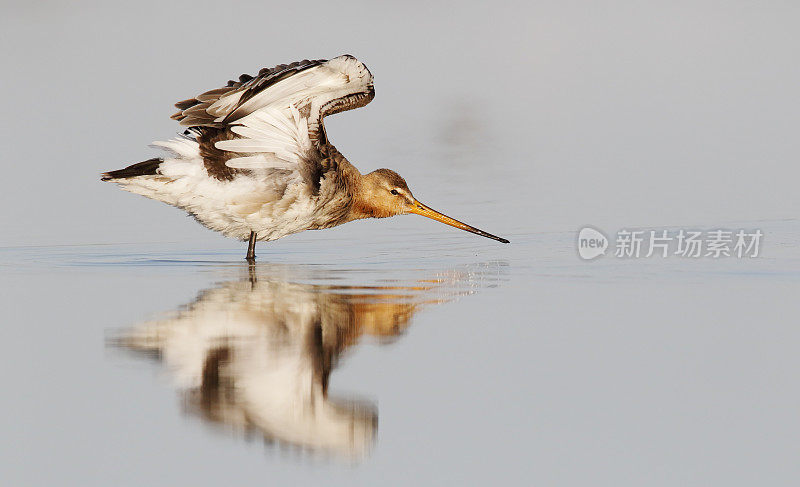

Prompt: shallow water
[2,218,799,486]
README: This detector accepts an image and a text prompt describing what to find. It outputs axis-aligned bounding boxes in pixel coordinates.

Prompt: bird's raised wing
[172,55,374,174]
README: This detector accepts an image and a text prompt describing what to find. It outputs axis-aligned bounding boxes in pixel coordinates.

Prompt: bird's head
[352,169,509,243]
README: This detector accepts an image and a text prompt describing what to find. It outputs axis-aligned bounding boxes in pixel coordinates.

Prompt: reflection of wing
[172,55,374,173]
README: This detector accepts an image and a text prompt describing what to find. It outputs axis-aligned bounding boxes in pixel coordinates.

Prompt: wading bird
[102,55,508,260]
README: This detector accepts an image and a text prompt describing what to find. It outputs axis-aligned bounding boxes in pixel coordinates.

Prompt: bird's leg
[246,231,257,262]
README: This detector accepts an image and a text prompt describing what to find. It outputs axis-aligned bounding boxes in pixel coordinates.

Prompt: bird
[102,55,509,261]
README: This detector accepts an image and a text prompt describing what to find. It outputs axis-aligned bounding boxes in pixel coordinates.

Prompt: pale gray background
[1,1,799,486]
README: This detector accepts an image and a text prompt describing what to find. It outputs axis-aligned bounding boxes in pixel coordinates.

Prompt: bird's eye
[390,189,399,195]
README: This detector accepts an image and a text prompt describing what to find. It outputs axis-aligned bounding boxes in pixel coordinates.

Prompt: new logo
[577,227,608,260]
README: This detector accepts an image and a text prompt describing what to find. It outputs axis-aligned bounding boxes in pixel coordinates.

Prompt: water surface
[2,219,799,485]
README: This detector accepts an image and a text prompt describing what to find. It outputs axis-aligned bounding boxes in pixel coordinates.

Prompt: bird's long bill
[409,201,510,243]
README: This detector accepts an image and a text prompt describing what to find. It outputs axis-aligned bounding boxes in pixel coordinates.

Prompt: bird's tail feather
[101,158,163,181]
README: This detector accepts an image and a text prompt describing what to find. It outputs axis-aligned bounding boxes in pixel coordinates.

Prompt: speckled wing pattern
[170,55,375,180]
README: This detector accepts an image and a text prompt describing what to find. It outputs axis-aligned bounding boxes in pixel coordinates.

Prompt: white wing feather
[216,105,312,169]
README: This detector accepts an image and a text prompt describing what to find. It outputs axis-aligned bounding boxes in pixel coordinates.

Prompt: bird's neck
[325,145,390,221]
[340,164,374,221]
[321,146,364,220]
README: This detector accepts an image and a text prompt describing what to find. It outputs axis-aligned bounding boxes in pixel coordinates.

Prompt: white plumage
[219,105,312,169]
[105,55,373,242]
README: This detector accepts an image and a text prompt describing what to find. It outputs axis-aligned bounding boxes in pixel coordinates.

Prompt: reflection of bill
[115,264,501,459]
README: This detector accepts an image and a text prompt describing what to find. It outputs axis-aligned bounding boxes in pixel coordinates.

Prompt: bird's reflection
[115,263,502,459]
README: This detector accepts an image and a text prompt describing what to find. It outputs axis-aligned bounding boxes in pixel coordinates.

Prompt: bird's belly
[185,179,348,242]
